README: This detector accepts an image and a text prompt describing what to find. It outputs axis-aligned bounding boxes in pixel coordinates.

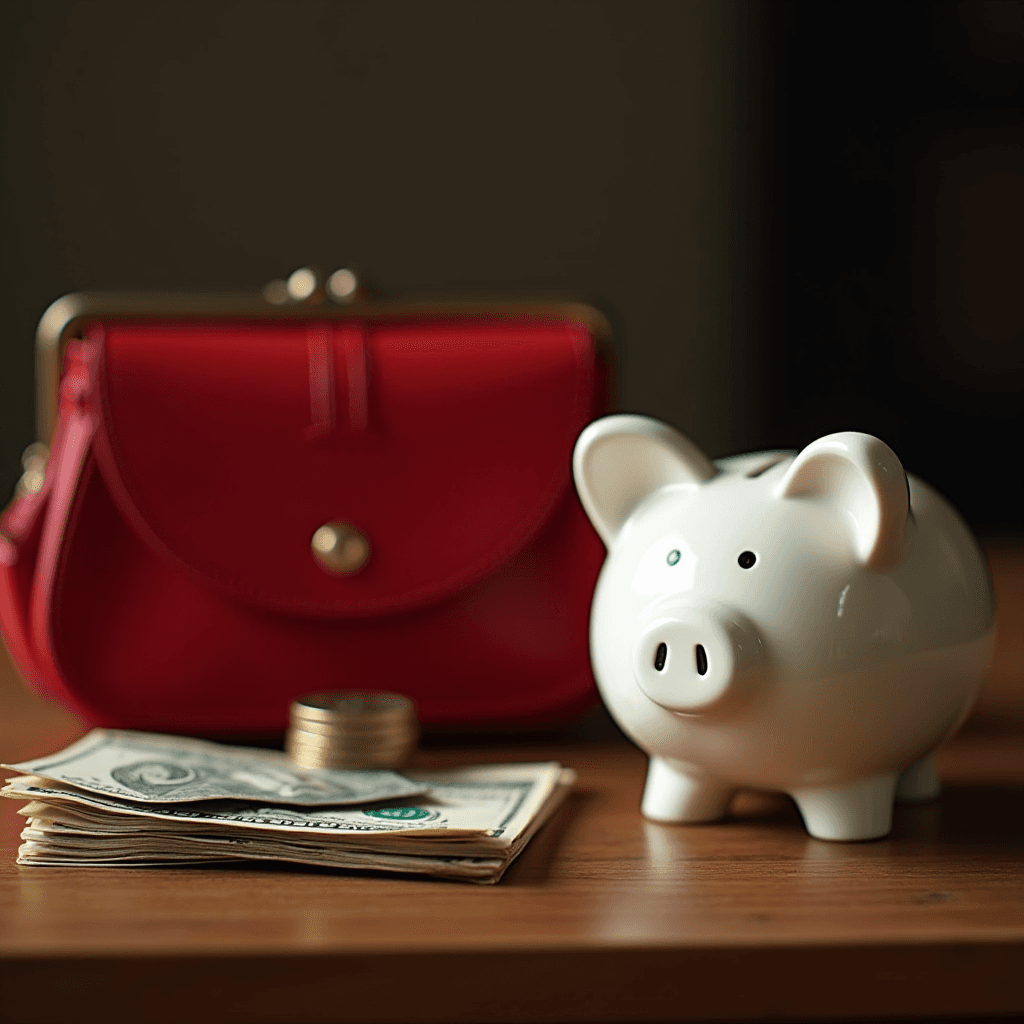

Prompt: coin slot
[695,644,708,676]
[746,453,789,478]
[654,642,668,672]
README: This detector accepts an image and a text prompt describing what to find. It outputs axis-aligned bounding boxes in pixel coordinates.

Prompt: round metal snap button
[311,522,370,575]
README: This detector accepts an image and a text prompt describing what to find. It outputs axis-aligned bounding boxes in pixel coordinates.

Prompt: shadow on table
[720,783,1024,854]
[503,787,594,886]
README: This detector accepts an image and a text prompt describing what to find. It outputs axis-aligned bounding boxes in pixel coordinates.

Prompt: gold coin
[287,729,414,750]
[290,691,415,724]
[287,716,409,738]
[287,742,416,771]
[286,691,418,770]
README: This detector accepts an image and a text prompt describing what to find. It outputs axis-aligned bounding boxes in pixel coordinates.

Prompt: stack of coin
[286,692,419,770]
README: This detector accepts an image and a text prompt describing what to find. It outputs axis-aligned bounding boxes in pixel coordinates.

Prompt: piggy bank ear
[774,432,910,571]
[573,414,718,546]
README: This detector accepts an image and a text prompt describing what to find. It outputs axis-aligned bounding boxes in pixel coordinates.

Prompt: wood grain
[0,541,1021,1024]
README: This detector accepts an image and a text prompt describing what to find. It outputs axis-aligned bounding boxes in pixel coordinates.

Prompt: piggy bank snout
[633,609,763,714]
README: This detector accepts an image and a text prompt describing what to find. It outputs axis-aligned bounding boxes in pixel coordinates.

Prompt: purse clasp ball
[311,521,371,575]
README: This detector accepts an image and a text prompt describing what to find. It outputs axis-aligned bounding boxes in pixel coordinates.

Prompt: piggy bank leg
[895,753,941,802]
[791,774,898,841]
[641,757,734,823]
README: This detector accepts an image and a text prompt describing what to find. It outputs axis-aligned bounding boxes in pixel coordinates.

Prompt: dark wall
[777,0,1023,530]
[1,0,764,496]
[2,1,1020,531]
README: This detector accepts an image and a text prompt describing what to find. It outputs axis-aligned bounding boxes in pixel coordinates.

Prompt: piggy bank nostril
[654,642,668,672]
[695,644,708,676]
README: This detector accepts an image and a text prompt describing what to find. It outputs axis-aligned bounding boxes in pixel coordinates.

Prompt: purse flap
[90,316,596,616]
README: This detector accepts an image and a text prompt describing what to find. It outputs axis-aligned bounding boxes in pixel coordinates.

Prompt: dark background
[1,0,1021,531]
[777,0,1023,531]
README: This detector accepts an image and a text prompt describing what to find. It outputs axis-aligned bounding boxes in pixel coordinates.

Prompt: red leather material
[0,313,607,732]
[0,484,51,693]
[94,320,593,616]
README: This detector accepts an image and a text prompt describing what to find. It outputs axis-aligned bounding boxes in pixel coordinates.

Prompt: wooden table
[1,541,1022,1024]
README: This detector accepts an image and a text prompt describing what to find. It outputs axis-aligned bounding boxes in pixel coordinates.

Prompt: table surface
[0,539,1021,1024]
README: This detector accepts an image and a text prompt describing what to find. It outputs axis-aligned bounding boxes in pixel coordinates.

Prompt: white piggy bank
[573,415,995,841]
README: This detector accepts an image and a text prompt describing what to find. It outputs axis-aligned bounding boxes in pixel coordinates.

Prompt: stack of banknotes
[0,730,574,883]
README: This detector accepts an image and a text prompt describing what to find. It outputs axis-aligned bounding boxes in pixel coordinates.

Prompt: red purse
[0,284,610,733]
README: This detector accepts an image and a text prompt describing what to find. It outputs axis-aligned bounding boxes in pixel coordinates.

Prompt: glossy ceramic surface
[573,414,995,841]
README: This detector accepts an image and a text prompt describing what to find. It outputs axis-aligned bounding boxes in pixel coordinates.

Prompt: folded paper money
[2,730,574,883]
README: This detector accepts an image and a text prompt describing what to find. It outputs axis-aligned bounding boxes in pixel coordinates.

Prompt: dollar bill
[2,729,426,806]
[2,762,566,850]
[2,735,575,883]
[14,837,512,882]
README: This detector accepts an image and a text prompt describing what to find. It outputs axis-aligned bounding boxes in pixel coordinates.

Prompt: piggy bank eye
[666,549,681,566]
[738,550,757,569]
